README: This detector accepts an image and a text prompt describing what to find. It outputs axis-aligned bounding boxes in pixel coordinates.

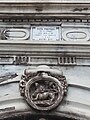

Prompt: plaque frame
[30,24,61,41]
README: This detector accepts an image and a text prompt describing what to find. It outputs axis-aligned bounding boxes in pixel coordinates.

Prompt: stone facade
[0,0,90,120]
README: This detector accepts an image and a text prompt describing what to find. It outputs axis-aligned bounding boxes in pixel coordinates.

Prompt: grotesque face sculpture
[19,65,68,111]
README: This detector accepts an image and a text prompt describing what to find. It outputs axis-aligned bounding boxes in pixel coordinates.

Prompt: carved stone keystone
[19,65,68,111]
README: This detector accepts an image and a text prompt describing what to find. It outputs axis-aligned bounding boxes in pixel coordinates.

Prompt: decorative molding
[58,56,76,65]
[1,29,30,40]
[0,23,90,42]
[0,56,77,65]
[62,30,89,41]
[14,56,29,65]
[0,0,90,4]
[0,18,90,23]
[0,56,14,64]
[0,2,89,19]
[2,55,90,66]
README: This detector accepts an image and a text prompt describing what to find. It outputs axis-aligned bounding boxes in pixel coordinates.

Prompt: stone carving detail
[14,56,29,65]
[19,65,68,111]
[1,28,30,40]
[62,29,89,41]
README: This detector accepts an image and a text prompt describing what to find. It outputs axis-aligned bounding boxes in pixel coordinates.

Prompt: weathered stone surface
[0,0,90,120]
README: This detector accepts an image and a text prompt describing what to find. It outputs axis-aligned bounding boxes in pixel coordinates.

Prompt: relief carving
[62,29,89,41]
[19,65,68,111]
[1,28,30,40]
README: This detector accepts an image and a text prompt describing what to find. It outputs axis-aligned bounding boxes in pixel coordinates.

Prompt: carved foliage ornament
[19,65,68,111]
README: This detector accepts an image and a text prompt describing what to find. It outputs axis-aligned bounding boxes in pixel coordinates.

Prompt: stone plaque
[31,26,60,41]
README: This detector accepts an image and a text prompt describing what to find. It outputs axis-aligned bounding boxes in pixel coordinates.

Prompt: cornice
[0,0,90,4]
[0,0,89,19]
